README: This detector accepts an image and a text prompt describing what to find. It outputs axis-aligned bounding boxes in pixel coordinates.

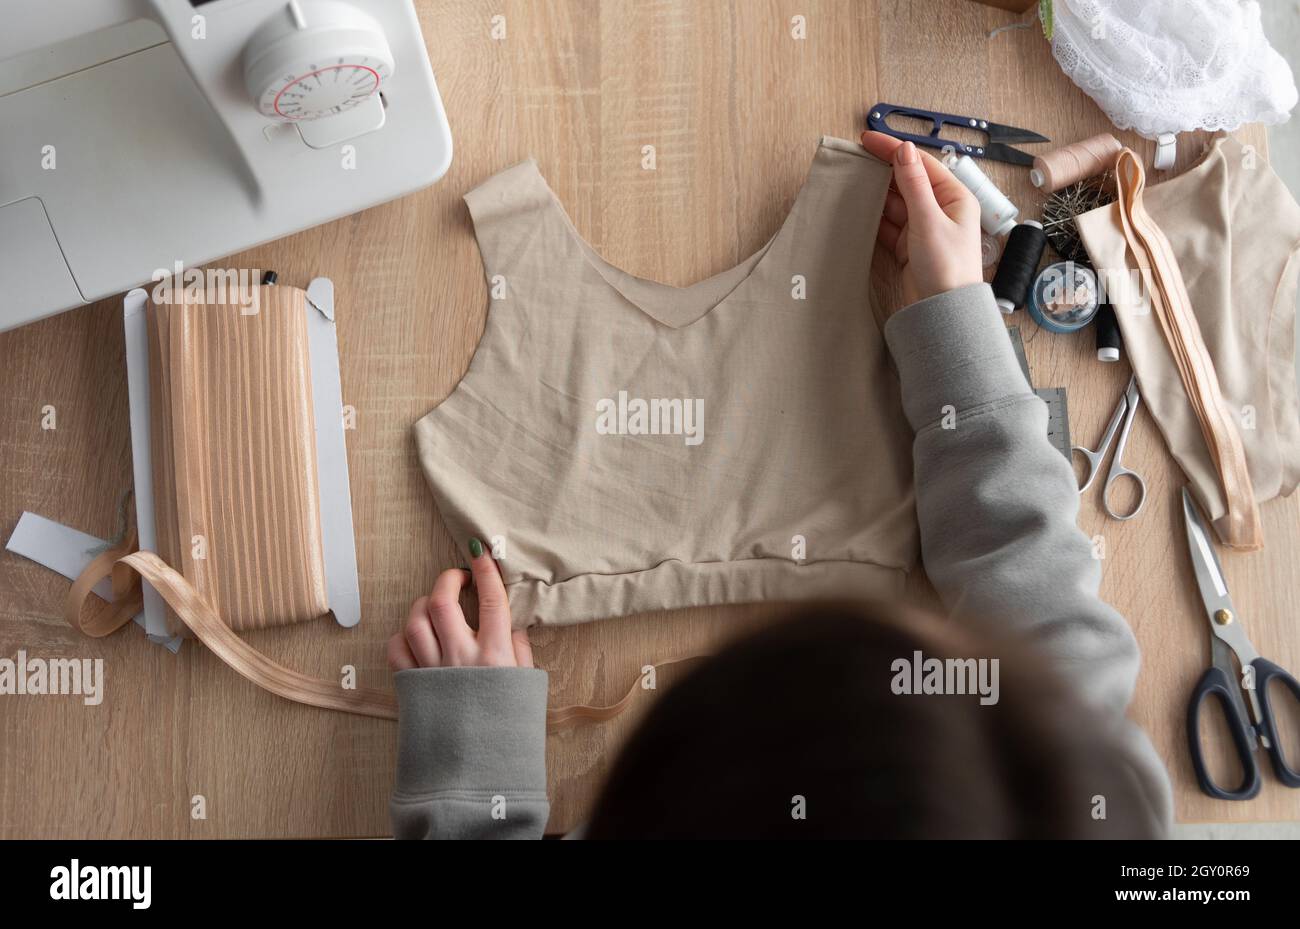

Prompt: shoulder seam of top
[461,158,540,205]
[819,135,888,167]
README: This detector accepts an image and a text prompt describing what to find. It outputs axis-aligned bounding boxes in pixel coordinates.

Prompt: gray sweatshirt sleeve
[883,282,1173,836]
[389,666,550,839]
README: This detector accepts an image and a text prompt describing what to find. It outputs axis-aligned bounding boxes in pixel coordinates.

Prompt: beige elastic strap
[64,539,695,729]
[1113,149,1263,550]
[64,530,145,639]
[545,655,704,728]
[66,540,400,719]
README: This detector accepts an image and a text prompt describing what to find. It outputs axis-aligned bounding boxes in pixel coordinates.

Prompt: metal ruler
[1006,326,1072,462]
[1034,387,1072,462]
[1007,325,1032,385]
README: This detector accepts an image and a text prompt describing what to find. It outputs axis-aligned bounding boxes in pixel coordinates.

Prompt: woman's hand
[859,131,984,310]
[387,539,533,670]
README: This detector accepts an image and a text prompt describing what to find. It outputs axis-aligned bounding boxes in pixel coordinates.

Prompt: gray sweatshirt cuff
[392,667,549,800]
[883,283,1032,431]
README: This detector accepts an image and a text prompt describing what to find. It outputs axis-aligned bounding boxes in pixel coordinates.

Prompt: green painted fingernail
[468,538,483,558]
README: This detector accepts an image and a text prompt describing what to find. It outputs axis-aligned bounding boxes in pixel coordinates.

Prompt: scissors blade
[1181,488,1259,665]
[1123,374,1141,411]
[1183,487,1231,608]
[984,122,1051,145]
[980,143,1035,167]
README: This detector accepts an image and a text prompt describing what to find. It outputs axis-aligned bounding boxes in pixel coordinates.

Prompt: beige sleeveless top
[415,136,917,627]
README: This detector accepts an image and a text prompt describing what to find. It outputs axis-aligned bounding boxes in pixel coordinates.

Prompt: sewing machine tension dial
[243,1,395,122]
[255,58,391,120]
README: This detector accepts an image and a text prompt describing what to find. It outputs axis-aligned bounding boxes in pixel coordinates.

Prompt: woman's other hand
[859,131,984,309]
[387,539,533,670]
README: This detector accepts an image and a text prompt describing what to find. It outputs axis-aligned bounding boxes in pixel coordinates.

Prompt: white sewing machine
[0,0,452,330]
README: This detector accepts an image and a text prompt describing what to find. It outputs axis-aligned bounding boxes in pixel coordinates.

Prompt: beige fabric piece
[1077,135,1300,545]
[414,137,918,627]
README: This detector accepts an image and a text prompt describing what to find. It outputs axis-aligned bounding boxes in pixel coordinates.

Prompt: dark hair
[586,603,1155,839]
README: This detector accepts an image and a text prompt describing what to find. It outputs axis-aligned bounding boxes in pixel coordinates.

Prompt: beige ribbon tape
[64,533,696,730]
[546,655,703,727]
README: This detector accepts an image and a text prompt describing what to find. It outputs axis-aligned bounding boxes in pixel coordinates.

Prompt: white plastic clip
[1153,133,1177,171]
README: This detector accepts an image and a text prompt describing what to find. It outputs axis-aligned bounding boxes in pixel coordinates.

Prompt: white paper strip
[4,511,182,653]
[123,289,170,639]
[306,277,362,628]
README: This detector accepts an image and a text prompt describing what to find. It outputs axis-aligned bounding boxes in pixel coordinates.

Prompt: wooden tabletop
[2,0,1297,837]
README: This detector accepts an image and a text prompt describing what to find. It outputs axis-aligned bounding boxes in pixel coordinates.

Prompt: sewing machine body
[0,0,452,331]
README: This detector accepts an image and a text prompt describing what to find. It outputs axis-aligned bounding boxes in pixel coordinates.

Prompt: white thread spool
[943,153,1018,236]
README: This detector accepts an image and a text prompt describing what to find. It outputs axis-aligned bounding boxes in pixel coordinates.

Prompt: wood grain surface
[1,0,1296,837]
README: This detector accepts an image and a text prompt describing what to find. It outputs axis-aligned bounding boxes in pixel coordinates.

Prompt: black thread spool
[1095,301,1122,362]
[992,221,1047,314]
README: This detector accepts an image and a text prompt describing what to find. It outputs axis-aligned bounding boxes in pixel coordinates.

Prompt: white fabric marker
[944,153,1018,236]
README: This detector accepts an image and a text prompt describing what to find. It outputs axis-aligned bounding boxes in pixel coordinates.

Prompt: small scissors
[1182,488,1300,800]
[865,103,1050,167]
[1071,374,1146,520]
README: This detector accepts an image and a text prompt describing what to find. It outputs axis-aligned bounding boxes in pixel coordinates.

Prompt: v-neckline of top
[527,152,817,330]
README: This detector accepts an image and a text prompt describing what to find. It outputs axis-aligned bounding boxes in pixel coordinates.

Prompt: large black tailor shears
[1182,488,1300,800]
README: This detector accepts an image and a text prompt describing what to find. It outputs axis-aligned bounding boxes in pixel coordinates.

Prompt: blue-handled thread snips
[866,103,1050,167]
